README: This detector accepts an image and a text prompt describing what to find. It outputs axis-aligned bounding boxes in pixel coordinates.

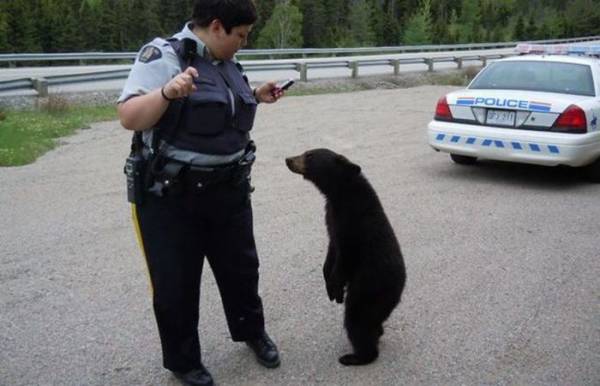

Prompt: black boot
[172,364,214,386]
[245,332,280,368]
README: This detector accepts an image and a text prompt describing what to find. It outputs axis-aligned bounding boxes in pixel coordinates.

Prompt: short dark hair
[192,0,257,33]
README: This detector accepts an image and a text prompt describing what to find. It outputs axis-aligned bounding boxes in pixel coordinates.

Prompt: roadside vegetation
[0,97,116,166]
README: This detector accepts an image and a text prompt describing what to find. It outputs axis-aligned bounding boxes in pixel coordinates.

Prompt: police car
[427,44,600,181]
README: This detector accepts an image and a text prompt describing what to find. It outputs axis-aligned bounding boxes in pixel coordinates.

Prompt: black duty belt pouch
[148,158,186,197]
[124,133,147,205]
[184,141,256,191]
[124,152,146,205]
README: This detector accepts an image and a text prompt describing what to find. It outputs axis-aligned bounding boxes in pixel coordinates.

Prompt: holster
[124,133,148,205]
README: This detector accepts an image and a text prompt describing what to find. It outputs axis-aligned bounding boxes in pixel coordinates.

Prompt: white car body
[427,51,600,168]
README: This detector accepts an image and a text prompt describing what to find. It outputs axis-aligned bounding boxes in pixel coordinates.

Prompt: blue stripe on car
[434,133,560,154]
[529,104,552,112]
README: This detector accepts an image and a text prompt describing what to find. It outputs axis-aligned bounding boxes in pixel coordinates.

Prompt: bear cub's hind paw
[338,352,378,366]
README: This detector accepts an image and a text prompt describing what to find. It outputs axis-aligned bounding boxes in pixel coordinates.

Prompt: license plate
[486,109,515,127]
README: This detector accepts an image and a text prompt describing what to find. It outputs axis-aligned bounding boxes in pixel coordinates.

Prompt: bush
[463,66,481,81]
[38,96,71,114]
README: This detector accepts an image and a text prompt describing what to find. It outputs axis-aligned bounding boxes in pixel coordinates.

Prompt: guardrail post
[295,63,307,82]
[480,56,487,67]
[454,57,463,69]
[32,78,48,97]
[391,59,400,75]
[425,58,434,72]
[349,61,358,78]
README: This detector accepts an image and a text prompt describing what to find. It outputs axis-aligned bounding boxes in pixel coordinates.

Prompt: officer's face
[212,22,252,60]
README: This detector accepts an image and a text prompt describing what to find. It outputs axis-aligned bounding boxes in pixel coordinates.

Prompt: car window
[469,60,595,96]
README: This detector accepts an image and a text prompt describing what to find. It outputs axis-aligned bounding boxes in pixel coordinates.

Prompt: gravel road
[1,85,599,386]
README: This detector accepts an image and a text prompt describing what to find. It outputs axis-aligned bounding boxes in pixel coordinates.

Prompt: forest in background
[0,0,599,53]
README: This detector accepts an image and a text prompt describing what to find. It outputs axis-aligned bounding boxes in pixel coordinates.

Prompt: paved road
[0,47,515,97]
[1,86,599,385]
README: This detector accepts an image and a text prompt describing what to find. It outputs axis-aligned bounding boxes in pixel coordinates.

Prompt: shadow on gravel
[435,160,588,190]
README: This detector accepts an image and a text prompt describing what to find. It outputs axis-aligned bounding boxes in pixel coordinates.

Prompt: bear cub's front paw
[326,281,344,303]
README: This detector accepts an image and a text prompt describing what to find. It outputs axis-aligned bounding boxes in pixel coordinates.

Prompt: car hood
[446,89,591,114]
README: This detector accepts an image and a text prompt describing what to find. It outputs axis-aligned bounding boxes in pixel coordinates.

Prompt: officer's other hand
[162,67,198,100]
[254,81,284,104]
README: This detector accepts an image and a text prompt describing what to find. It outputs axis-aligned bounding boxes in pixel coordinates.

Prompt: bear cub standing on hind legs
[285,148,406,366]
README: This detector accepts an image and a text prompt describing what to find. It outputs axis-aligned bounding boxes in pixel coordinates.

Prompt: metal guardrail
[0,78,33,92]
[1,35,598,64]
[0,54,498,96]
[1,35,598,97]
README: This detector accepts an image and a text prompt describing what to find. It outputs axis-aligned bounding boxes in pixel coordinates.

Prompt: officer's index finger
[183,66,199,78]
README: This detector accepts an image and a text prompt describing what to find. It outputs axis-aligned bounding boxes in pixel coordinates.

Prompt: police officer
[118,1,284,385]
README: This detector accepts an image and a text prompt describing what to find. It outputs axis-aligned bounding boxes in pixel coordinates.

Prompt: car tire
[585,158,600,183]
[450,154,477,165]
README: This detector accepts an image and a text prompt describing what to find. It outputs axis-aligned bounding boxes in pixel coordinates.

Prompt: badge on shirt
[138,45,162,63]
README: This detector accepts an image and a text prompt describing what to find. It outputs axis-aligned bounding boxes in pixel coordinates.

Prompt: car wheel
[585,158,600,183]
[450,154,477,165]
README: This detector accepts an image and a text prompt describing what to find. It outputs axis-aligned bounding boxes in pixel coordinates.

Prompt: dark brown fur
[286,148,406,366]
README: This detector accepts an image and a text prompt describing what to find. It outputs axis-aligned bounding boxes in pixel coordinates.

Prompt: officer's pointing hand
[162,67,198,100]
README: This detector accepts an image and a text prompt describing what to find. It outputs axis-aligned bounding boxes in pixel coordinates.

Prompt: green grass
[0,104,117,166]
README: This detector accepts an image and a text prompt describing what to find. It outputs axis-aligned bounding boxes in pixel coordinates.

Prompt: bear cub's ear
[336,155,361,176]
[347,162,361,176]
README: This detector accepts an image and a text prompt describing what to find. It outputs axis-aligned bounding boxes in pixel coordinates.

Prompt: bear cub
[286,148,406,366]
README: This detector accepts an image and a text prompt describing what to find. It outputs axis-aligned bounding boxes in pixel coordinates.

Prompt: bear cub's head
[285,148,362,193]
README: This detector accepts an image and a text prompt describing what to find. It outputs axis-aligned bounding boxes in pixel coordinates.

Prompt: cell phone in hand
[278,79,295,90]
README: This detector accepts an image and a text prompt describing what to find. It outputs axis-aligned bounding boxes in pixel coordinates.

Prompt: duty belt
[148,142,256,196]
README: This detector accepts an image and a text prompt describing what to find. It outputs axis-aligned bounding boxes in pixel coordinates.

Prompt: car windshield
[469,60,595,96]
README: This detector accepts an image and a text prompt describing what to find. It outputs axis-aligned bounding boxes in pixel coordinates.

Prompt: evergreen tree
[457,0,481,42]
[514,16,525,41]
[79,0,103,50]
[323,0,350,46]
[251,0,276,47]
[564,0,600,37]
[402,0,433,44]
[525,14,537,40]
[299,0,328,47]
[0,2,9,52]
[0,0,591,54]
[256,0,303,48]
[55,1,84,52]
[159,0,192,37]
[446,9,460,43]
[540,7,565,39]
[347,0,376,46]
[378,3,402,45]
[129,0,162,49]
[6,0,41,52]
[96,0,119,51]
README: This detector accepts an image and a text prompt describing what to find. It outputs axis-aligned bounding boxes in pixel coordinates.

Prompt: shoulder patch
[138,45,162,63]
